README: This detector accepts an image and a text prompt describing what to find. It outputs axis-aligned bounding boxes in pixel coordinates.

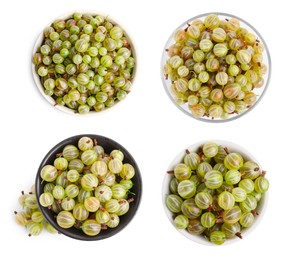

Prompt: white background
[1,0,281,258]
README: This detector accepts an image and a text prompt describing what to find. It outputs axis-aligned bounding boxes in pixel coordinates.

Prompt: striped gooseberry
[166,194,183,213]
[218,191,235,210]
[202,142,218,158]
[181,199,202,219]
[254,176,269,193]
[106,214,120,228]
[173,163,192,180]
[204,170,223,189]
[174,214,189,229]
[57,211,75,228]
[224,152,244,170]
[82,219,101,236]
[177,180,196,199]
[201,212,216,228]
[223,206,242,224]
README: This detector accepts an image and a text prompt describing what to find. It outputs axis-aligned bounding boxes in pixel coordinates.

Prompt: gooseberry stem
[252,209,259,216]
[128,198,134,203]
[236,232,243,239]
[216,217,223,224]
[208,204,218,211]
[101,224,108,230]
[184,23,190,32]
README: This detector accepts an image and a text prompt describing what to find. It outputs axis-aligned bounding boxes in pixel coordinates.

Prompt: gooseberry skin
[166,194,183,213]
[174,214,189,229]
[204,170,223,189]
[223,83,241,100]
[224,153,244,170]
[95,185,113,202]
[111,184,126,200]
[202,142,218,158]
[120,163,135,180]
[81,173,99,191]
[236,50,252,64]
[239,195,257,212]
[39,192,54,208]
[239,212,254,228]
[194,191,212,209]
[200,212,216,228]
[174,163,192,180]
[81,219,101,236]
[57,211,75,228]
[240,161,261,180]
[40,165,58,182]
[61,197,76,211]
[239,179,255,194]
[197,162,212,178]
[223,206,242,224]
[108,158,123,174]
[221,222,242,239]
[81,150,98,166]
[187,219,206,235]
[181,199,202,219]
[62,145,79,161]
[27,222,43,236]
[177,180,196,199]
[232,187,247,202]
[254,176,269,193]
[184,152,200,170]
[218,191,235,210]
[84,197,100,212]
[73,204,89,221]
[90,160,108,177]
[116,199,130,216]
[225,169,241,185]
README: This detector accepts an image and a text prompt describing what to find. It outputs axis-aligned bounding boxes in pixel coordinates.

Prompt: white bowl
[162,140,268,246]
[161,12,271,122]
[32,11,137,115]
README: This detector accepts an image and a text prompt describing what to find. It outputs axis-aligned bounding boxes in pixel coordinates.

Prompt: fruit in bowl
[161,13,271,122]
[35,134,142,240]
[32,12,136,115]
[162,140,269,245]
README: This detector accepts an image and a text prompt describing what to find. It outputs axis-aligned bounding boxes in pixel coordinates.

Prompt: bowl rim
[35,134,143,240]
[31,10,138,116]
[160,12,272,123]
[161,139,269,246]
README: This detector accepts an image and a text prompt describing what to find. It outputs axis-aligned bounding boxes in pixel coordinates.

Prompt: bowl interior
[162,140,268,246]
[161,12,271,123]
[32,11,137,115]
[35,134,142,240]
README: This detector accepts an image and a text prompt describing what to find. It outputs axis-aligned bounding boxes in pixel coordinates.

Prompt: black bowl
[35,134,142,241]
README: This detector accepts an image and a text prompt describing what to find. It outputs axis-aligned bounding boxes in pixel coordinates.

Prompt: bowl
[32,11,137,115]
[162,140,269,245]
[35,134,142,240]
[161,12,271,122]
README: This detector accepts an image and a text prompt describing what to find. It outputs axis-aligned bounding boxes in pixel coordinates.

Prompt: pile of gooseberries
[33,13,135,114]
[162,13,268,120]
[14,185,58,236]
[165,141,269,245]
[38,136,136,236]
